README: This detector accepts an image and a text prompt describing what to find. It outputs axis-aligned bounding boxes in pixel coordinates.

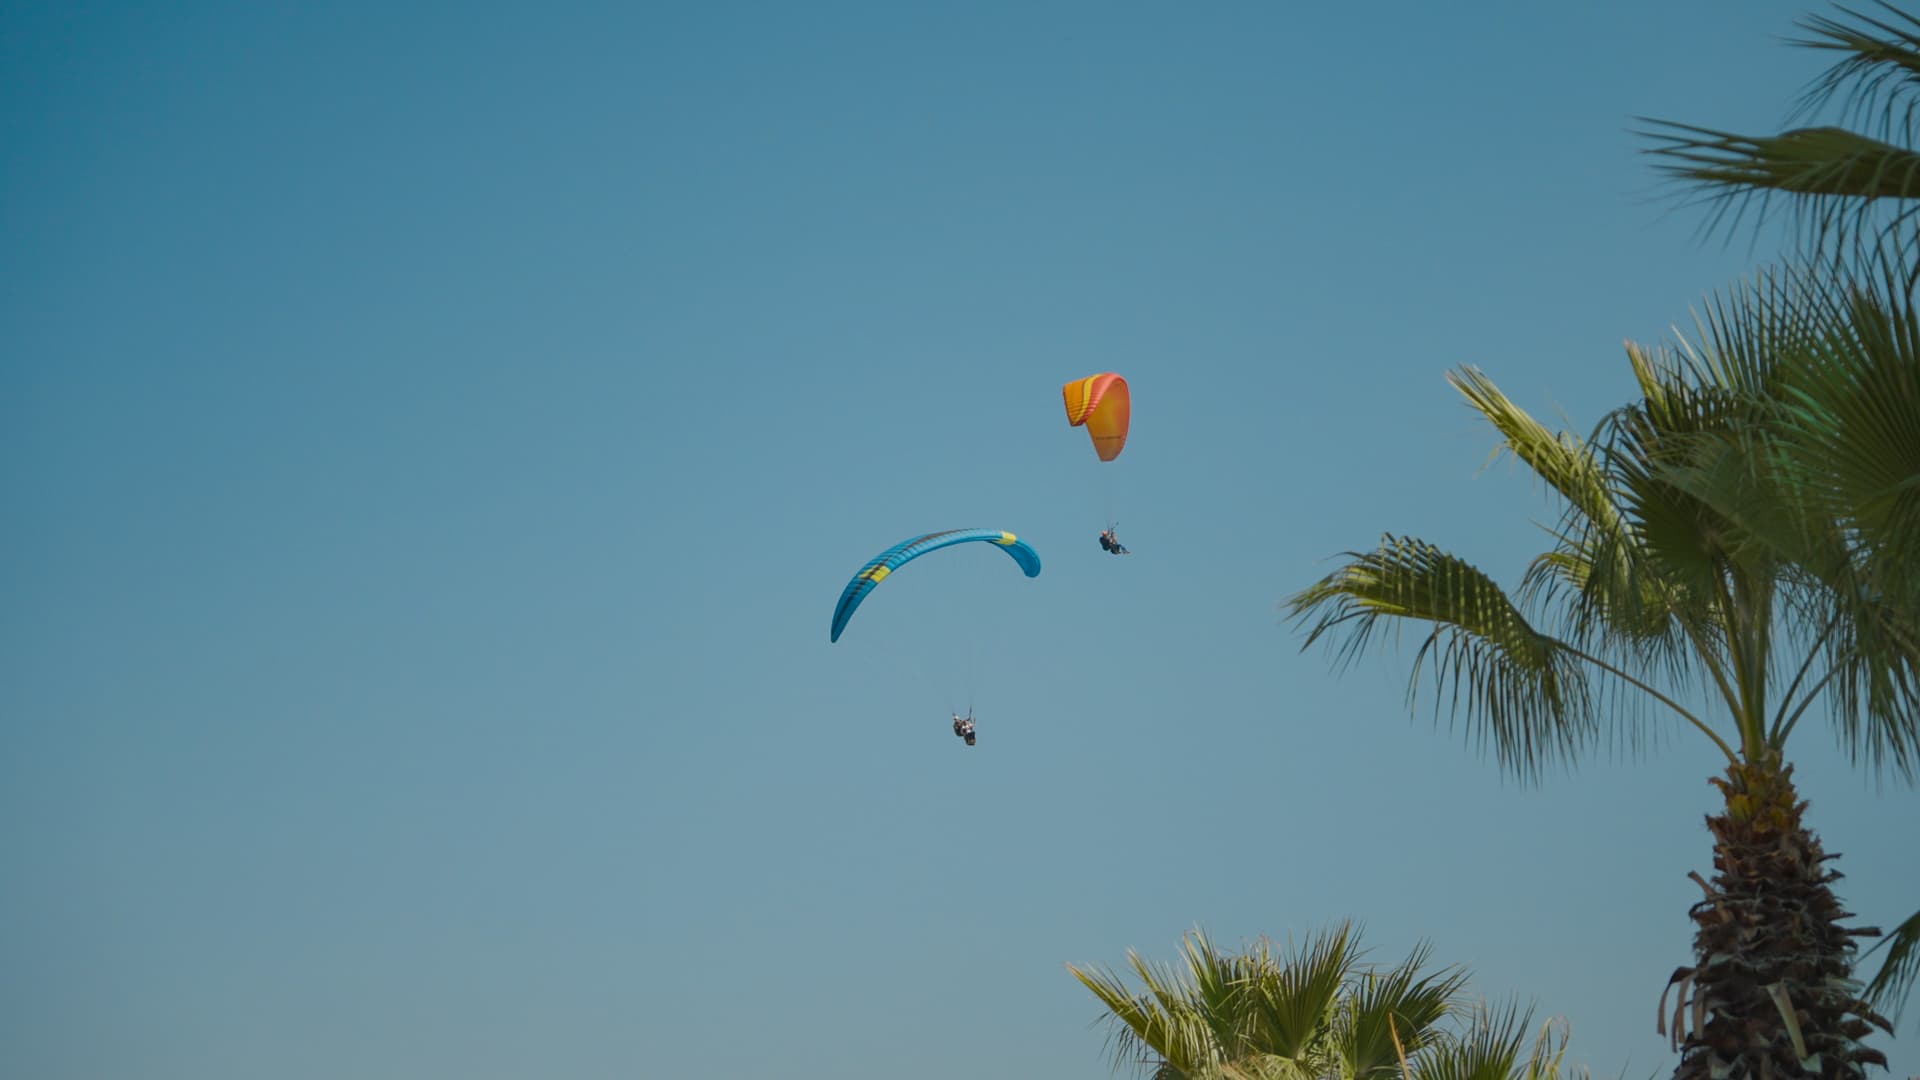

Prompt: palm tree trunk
[1667,754,1891,1079]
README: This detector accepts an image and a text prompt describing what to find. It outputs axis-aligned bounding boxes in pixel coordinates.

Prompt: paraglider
[1064,373,1135,555]
[952,711,976,746]
[828,528,1043,644]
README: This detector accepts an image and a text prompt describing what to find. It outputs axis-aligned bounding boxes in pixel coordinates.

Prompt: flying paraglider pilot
[1099,528,1130,555]
[952,712,977,747]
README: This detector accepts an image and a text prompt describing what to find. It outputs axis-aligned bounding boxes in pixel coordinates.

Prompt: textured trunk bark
[1664,755,1890,1079]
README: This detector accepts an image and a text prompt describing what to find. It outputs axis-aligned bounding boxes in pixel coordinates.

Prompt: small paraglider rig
[951,711,977,747]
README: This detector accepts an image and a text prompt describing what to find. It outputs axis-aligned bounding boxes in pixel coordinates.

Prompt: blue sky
[4,2,1917,1077]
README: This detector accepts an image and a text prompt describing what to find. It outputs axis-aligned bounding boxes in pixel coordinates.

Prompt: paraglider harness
[952,711,977,747]
[1099,527,1130,555]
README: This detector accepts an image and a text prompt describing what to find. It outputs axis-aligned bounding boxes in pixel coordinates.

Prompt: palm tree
[1642,0,1920,1040]
[1066,923,1581,1080]
[1285,263,1916,1078]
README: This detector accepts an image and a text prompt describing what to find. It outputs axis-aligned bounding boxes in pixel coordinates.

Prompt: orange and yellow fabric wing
[1061,373,1131,462]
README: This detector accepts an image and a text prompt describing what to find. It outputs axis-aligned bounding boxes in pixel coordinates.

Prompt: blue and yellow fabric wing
[829,528,1042,642]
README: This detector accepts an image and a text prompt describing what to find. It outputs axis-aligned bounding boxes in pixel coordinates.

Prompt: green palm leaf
[1863,906,1920,1028]
[1413,999,1586,1080]
[1640,3,1920,268]
[1453,364,1703,714]
[1069,948,1225,1078]
[1773,270,1920,571]
[1337,943,1470,1080]
[1288,535,1595,780]
[1793,3,1920,135]
[1642,123,1920,201]
[1446,367,1620,532]
[1237,923,1358,1064]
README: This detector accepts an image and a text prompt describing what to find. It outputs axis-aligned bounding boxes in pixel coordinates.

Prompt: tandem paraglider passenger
[952,712,976,747]
[1098,528,1130,555]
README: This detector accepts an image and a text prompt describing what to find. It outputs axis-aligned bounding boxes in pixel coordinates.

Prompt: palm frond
[1514,1013,1581,1080]
[1338,942,1469,1080]
[1179,930,1262,1059]
[1453,364,1699,691]
[1401,998,1593,1080]
[1641,120,1920,266]
[1640,2,1920,266]
[1408,999,1530,1080]
[1448,366,1619,532]
[1067,960,1165,1076]
[1862,906,1920,1029]
[1773,270,1920,572]
[1594,345,1743,614]
[1520,508,1693,685]
[1069,952,1222,1078]
[1790,3,1920,139]
[1238,923,1357,1063]
[1643,122,1920,203]
[1286,535,1596,780]
[1807,585,1920,777]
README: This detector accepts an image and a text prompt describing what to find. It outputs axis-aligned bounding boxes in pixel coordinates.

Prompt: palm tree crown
[1068,923,1581,1080]
[1285,267,1916,1075]
[1292,272,1916,786]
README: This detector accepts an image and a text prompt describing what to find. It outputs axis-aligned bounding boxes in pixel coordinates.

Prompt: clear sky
[4,2,1916,1077]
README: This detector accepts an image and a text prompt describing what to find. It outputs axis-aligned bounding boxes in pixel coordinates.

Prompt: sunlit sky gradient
[5,2,1916,1077]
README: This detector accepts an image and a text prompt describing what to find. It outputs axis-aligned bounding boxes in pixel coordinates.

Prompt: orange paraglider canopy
[1062,373,1130,461]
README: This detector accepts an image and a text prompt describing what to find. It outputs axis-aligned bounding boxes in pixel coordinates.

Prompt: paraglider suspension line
[966,636,975,717]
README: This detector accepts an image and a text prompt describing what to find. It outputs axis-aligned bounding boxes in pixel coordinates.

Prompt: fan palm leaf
[1640,2,1920,272]
[1237,923,1359,1063]
[1336,943,1470,1080]
[1406,1000,1583,1080]
[1863,907,1920,1025]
